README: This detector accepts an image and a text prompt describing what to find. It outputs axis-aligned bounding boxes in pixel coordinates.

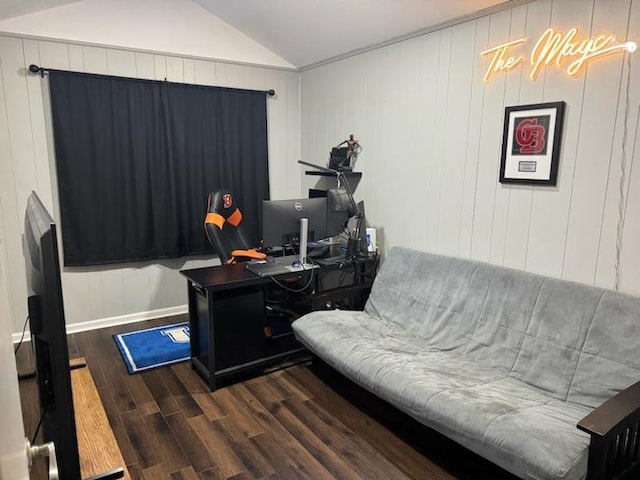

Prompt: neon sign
[481,28,637,83]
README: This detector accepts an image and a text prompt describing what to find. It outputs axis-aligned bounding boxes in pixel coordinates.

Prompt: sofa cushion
[365,247,640,405]
[293,308,592,480]
[568,290,640,408]
[508,278,602,402]
[293,246,640,480]
[364,247,493,351]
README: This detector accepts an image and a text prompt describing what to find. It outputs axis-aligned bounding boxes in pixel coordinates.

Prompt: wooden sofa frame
[578,380,640,480]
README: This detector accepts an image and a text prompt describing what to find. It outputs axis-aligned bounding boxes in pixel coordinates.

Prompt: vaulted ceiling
[0,0,515,69]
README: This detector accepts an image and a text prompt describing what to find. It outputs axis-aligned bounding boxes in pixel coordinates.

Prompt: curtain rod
[28,64,276,96]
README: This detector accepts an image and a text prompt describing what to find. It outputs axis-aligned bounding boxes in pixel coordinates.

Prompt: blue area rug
[113,322,190,374]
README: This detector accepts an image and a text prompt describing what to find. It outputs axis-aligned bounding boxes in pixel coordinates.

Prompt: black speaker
[329,147,350,170]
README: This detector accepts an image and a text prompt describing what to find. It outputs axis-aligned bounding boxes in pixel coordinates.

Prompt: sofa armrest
[577,380,640,480]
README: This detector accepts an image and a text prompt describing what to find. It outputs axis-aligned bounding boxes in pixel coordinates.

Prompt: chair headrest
[208,191,236,212]
[206,191,243,229]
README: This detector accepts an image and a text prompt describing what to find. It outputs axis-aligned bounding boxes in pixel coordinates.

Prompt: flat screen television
[261,197,327,249]
[23,191,81,479]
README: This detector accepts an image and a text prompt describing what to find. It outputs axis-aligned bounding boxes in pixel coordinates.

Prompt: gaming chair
[204,190,266,264]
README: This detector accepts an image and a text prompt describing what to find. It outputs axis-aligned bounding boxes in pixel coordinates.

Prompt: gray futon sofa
[292,246,640,480]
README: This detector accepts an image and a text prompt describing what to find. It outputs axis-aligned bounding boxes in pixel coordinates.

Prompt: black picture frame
[499,101,565,186]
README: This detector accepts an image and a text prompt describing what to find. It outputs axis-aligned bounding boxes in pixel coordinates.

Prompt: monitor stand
[287,217,318,271]
[299,217,308,265]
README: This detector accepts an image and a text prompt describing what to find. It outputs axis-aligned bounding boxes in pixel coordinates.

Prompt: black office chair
[204,190,266,264]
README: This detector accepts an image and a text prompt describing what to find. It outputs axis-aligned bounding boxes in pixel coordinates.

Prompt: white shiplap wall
[0,196,29,479]
[301,0,640,296]
[0,36,300,333]
[3,0,639,335]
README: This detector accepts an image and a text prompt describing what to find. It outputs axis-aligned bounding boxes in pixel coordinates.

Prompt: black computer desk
[180,252,377,391]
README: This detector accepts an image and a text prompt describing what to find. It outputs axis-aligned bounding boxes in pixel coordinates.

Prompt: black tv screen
[23,191,81,479]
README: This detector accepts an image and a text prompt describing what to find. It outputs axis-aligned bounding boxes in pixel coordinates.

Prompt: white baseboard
[12,305,188,343]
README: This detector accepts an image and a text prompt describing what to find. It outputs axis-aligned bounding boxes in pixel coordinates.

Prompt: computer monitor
[325,187,352,238]
[22,191,81,480]
[261,197,327,249]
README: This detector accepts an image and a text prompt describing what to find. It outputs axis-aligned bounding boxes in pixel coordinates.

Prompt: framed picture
[499,101,565,186]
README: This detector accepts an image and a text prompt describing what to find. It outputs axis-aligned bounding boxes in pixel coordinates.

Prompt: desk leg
[187,281,197,370]
[187,281,216,390]
[206,290,217,391]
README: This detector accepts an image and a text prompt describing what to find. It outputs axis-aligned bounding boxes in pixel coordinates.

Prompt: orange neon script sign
[481,27,637,83]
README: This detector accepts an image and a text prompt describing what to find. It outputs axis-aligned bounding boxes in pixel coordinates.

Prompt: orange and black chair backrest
[204,190,266,264]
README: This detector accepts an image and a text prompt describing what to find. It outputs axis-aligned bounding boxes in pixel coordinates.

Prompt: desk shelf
[305,170,362,178]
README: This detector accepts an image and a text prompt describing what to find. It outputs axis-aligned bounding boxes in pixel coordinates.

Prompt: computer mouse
[291,260,302,267]
[266,255,275,262]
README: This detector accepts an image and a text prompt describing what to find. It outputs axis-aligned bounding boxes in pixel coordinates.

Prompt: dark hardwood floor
[17,315,518,480]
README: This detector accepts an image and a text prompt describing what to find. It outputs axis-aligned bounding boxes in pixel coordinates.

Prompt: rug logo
[161,325,190,343]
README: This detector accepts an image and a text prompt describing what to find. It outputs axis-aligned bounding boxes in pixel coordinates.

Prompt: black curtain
[48,71,269,266]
